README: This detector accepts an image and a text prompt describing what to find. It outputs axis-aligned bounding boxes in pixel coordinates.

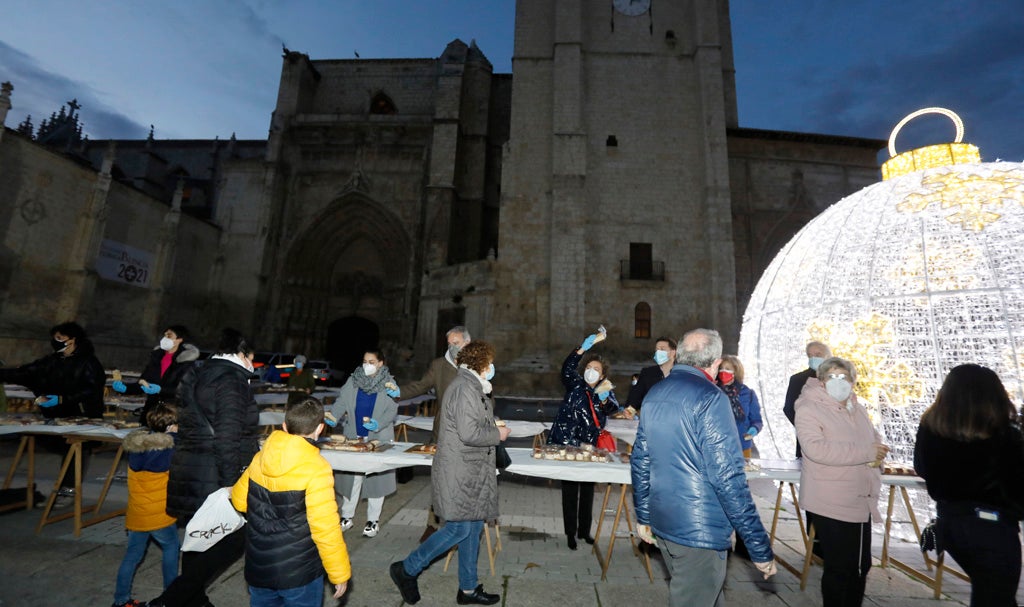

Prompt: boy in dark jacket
[113,403,179,607]
[232,397,351,606]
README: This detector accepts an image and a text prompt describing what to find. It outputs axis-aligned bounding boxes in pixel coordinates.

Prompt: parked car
[306,360,333,385]
[252,352,297,383]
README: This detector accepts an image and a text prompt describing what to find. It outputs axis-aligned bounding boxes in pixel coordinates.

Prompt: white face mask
[159,337,176,351]
[242,356,255,373]
[362,362,379,377]
[825,377,852,402]
[584,368,601,385]
[484,363,495,381]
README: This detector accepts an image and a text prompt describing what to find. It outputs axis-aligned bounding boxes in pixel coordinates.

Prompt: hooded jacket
[124,343,200,421]
[232,430,351,589]
[794,377,882,523]
[548,350,620,447]
[0,341,105,418]
[631,365,773,561]
[124,429,177,531]
[166,358,259,522]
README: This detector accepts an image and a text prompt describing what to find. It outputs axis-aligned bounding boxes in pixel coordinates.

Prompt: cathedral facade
[0,0,882,392]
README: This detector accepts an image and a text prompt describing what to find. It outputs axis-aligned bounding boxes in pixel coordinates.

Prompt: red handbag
[587,392,617,452]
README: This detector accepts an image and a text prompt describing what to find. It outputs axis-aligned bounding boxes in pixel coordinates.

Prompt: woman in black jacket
[913,364,1024,607]
[547,332,621,550]
[149,328,260,607]
[0,321,105,419]
[111,324,200,424]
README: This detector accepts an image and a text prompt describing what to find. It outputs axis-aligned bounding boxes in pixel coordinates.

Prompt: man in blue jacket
[631,328,776,606]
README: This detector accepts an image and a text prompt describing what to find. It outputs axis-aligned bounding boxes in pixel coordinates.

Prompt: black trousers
[811,512,871,607]
[939,513,1021,607]
[156,529,245,607]
[561,480,594,538]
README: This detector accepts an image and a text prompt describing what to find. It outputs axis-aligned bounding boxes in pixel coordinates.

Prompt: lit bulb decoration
[739,108,1024,467]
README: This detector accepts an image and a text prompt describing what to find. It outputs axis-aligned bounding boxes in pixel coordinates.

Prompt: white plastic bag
[181,487,245,552]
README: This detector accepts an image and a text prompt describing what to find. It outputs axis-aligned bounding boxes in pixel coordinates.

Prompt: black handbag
[919,519,942,553]
[495,444,512,469]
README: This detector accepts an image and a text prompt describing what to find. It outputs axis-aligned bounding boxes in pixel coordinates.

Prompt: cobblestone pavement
[0,432,1015,606]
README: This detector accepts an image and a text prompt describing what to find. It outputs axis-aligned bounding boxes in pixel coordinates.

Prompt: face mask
[584,368,601,385]
[631,378,638,386]
[484,363,495,381]
[243,357,255,373]
[809,356,825,371]
[51,338,68,353]
[362,363,378,376]
[653,350,670,365]
[448,343,461,359]
[159,337,176,351]
[295,362,304,370]
[718,371,735,384]
[826,377,852,402]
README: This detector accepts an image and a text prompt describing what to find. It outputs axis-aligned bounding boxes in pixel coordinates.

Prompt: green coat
[286,368,317,406]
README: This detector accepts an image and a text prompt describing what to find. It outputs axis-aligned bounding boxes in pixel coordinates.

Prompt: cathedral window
[370,92,397,115]
[634,302,652,338]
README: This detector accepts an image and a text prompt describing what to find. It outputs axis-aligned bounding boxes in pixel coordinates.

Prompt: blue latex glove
[745,427,759,437]
[580,334,598,351]
[38,395,59,408]
[111,380,127,393]
[364,418,380,432]
[324,416,337,428]
[597,390,610,401]
[140,383,162,395]
[386,387,400,398]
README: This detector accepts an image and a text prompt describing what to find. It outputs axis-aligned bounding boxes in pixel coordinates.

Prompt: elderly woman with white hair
[795,356,889,607]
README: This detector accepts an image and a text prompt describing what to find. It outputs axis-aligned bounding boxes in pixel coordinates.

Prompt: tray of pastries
[404,443,438,455]
[532,444,615,463]
[882,463,917,476]
[0,414,44,426]
[320,436,390,452]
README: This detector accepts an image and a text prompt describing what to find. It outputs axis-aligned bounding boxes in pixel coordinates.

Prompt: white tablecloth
[0,422,134,439]
[394,416,547,439]
[254,389,339,406]
[604,418,638,445]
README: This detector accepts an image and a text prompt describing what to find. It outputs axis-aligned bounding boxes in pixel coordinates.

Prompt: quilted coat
[0,341,105,418]
[166,357,260,522]
[231,430,351,589]
[123,343,200,422]
[794,377,882,523]
[547,350,620,447]
[432,367,502,522]
[329,378,399,498]
[124,429,177,531]
[631,365,773,561]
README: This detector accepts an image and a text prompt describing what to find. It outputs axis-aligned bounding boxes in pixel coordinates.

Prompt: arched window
[634,302,652,338]
[370,92,397,115]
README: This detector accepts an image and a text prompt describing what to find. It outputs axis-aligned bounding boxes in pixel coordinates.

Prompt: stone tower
[494,0,740,383]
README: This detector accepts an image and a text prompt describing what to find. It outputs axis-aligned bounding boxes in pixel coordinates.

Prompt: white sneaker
[363,521,379,537]
[341,518,353,531]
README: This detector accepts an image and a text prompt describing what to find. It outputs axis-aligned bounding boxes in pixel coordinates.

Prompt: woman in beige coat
[795,356,889,607]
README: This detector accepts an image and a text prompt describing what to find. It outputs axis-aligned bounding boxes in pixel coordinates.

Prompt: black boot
[389,561,421,604]
[566,534,578,550]
[577,530,595,545]
[456,584,500,605]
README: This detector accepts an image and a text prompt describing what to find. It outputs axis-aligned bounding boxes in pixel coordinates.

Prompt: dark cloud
[797,9,1024,160]
[0,40,147,139]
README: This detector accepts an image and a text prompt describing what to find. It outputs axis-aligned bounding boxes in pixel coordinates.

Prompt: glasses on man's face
[827,373,849,381]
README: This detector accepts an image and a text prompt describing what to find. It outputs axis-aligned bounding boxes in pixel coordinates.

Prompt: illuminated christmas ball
[739,108,1024,463]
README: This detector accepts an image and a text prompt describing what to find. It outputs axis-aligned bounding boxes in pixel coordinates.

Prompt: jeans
[939,513,1022,606]
[113,524,180,604]
[403,519,484,591]
[249,575,324,607]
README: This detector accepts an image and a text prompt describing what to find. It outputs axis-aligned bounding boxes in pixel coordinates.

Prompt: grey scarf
[350,365,395,395]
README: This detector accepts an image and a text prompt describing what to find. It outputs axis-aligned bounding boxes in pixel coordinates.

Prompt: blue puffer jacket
[631,365,773,561]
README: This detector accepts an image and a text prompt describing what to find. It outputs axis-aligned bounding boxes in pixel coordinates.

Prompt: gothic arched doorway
[327,316,380,382]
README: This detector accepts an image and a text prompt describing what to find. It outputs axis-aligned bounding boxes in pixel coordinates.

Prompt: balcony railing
[620,259,665,281]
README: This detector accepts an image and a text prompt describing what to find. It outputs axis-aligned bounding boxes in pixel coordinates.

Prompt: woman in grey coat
[328,349,398,538]
[389,341,511,606]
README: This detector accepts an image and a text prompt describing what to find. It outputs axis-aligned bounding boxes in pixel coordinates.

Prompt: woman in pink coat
[795,357,889,607]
